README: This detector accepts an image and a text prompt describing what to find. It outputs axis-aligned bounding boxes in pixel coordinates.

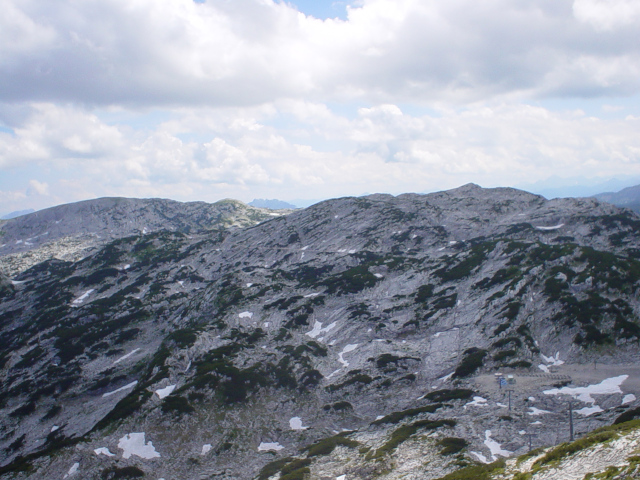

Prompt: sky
[2,0,640,213]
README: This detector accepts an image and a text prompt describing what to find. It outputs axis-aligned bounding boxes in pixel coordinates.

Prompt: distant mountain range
[594,184,640,213]
[0,209,35,220]
[249,198,298,209]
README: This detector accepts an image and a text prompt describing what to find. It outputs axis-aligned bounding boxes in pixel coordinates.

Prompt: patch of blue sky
[531,94,640,120]
[95,109,174,131]
[282,0,353,20]
[192,0,352,19]
[0,126,15,136]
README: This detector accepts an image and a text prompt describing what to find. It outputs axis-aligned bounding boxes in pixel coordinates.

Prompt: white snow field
[72,289,94,305]
[118,433,161,459]
[239,311,253,319]
[306,320,337,339]
[289,417,309,430]
[63,462,79,478]
[338,344,359,367]
[154,385,176,399]
[543,375,628,404]
[535,224,564,230]
[484,430,512,461]
[258,442,284,451]
[102,381,138,398]
[94,447,115,457]
[465,396,489,409]
[113,348,141,365]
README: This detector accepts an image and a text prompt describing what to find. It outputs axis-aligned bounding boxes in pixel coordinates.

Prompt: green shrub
[161,395,195,415]
[370,419,456,458]
[257,458,293,480]
[435,459,505,480]
[437,437,468,455]
[454,348,487,378]
[371,404,443,425]
[304,433,359,457]
[101,466,145,479]
[424,389,473,403]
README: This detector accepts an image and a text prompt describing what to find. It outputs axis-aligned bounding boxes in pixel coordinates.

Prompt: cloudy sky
[2,0,640,213]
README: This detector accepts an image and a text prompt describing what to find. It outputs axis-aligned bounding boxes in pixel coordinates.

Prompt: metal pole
[569,401,574,442]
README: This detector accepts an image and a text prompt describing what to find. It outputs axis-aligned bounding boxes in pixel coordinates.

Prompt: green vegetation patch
[533,420,640,469]
[434,242,495,282]
[371,403,443,425]
[160,395,195,415]
[453,348,487,378]
[369,419,456,459]
[437,437,468,455]
[424,389,473,403]
[435,459,505,480]
[303,432,359,457]
[101,466,145,479]
[321,265,380,295]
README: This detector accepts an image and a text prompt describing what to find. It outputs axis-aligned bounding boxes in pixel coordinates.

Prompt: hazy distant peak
[1,209,35,220]
[249,198,297,209]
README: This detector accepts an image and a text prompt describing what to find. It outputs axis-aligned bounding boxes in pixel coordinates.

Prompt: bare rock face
[1,185,640,480]
[0,197,289,276]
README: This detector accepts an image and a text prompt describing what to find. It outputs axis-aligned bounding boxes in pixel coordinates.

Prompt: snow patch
[306,320,337,339]
[540,352,564,366]
[484,430,512,461]
[527,407,551,416]
[155,385,176,399]
[538,364,550,373]
[72,289,95,305]
[113,348,141,365]
[102,381,138,398]
[623,394,636,405]
[201,444,212,455]
[338,344,359,367]
[246,283,253,287]
[465,396,489,409]
[289,417,308,430]
[304,292,321,298]
[94,447,115,457]
[543,375,629,404]
[535,223,564,231]
[471,451,489,463]
[374,273,384,278]
[239,311,253,319]
[336,476,347,480]
[64,462,79,478]
[258,442,284,451]
[118,433,161,459]
[576,405,603,416]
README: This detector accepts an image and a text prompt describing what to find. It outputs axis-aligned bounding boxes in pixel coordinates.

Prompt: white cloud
[27,179,49,196]
[1,100,639,214]
[1,0,640,107]
[573,0,640,31]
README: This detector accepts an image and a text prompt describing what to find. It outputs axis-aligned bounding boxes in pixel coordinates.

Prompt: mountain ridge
[1,185,640,479]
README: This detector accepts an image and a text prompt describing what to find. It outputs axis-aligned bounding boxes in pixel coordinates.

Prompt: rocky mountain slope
[0,197,289,277]
[2,184,640,480]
